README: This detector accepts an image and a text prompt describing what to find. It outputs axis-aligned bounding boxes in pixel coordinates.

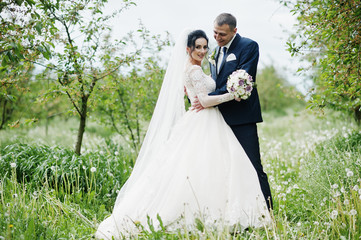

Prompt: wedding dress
[95,64,271,239]
[95,31,271,239]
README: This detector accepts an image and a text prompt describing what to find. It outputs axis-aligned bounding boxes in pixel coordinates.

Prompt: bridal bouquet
[226,69,254,100]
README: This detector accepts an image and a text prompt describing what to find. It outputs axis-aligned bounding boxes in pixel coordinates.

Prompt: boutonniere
[208,49,216,66]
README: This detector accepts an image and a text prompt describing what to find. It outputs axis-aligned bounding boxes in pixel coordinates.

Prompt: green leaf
[34,22,43,34]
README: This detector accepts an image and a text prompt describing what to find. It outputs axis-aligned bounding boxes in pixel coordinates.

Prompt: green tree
[96,30,171,154]
[97,59,165,154]
[0,63,33,129]
[0,0,53,67]
[257,65,305,114]
[0,0,54,129]
[33,0,139,155]
[280,0,361,123]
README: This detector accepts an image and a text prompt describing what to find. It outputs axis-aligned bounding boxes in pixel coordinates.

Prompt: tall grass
[0,110,360,239]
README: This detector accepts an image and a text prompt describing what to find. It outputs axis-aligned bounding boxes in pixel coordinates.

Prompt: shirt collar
[223,33,237,51]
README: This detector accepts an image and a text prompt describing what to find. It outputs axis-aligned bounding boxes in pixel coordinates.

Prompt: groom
[193,13,273,209]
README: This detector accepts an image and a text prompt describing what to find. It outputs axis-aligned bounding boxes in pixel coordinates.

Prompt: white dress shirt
[217,34,237,73]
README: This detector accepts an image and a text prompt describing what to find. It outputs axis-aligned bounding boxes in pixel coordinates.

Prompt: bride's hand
[191,96,205,112]
[235,97,241,102]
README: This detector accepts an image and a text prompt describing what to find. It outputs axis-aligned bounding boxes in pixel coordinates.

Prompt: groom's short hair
[214,13,237,30]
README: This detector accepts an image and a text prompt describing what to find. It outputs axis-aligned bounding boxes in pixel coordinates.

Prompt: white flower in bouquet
[226,69,255,100]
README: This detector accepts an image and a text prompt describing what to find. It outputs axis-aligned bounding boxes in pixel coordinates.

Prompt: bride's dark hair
[187,30,209,50]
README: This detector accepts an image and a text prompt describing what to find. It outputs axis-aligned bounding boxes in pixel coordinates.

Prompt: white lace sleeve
[188,66,234,108]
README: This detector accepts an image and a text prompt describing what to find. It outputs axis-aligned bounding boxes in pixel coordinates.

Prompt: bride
[95,29,271,239]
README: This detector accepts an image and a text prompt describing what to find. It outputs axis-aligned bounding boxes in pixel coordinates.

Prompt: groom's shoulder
[237,35,258,45]
[235,35,259,52]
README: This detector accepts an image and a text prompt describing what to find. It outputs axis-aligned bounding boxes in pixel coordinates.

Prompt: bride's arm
[196,92,234,108]
[190,66,235,108]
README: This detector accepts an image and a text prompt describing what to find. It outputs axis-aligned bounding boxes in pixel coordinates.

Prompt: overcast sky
[105,0,308,93]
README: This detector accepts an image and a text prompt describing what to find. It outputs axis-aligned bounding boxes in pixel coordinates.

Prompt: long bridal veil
[113,29,191,208]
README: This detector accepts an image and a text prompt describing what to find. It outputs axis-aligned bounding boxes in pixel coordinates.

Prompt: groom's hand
[191,96,205,112]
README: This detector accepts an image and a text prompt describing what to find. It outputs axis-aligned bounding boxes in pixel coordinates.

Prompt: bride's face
[188,38,208,65]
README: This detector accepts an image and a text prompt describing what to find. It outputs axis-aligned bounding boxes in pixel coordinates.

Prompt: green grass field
[1,110,360,239]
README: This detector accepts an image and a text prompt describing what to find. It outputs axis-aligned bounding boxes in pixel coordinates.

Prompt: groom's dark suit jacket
[209,34,273,209]
[209,33,262,126]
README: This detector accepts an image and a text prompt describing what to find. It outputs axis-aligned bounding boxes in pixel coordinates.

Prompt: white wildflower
[330,210,338,219]
[114,151,119,156]
[343,199,349,205]
[278,193,286,198]
[331,184,338,189]
[90,167,96,173]
[314,221,319,226]
[99,151,104,155]
[349,209,357,216]
[10,162,16,168]
[12,193,18,198]
[347,170,354,177]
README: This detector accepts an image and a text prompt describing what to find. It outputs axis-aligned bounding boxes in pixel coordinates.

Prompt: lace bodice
[184,64,216,105]
[184,62,234,108]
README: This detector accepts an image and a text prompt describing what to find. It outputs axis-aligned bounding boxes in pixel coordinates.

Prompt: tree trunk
[75,99,88,155]
[0,99,8,130]
[354,106,361,126]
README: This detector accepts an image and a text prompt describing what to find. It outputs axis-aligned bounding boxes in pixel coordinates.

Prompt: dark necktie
[217,47,227,73]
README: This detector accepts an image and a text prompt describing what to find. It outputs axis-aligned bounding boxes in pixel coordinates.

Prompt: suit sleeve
[238,41,259,81]
[208,83,228,96]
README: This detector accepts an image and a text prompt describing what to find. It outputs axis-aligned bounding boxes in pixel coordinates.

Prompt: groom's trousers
[230,123,273,210]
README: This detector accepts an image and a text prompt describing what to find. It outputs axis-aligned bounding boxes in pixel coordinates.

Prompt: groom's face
[213,23,237,47]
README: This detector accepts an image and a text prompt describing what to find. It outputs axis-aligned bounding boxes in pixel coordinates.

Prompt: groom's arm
[208,85,228,96]
[237,40,259,81]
